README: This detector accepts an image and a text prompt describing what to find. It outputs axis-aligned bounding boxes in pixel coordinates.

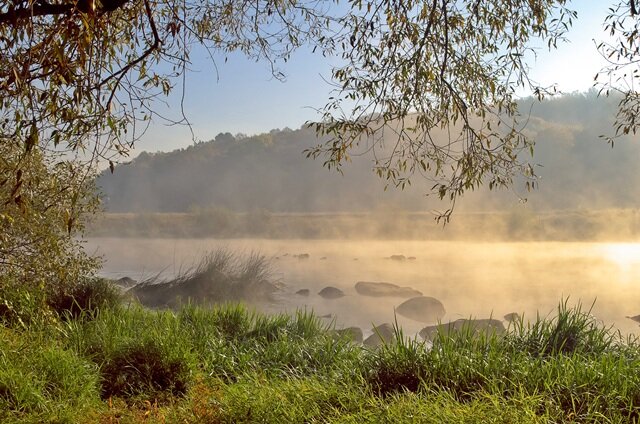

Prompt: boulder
[295,253,310,260]
[318,286,345,299]
[363,323,395,347]
[295,289,310,296]
[395,296,446,322]
[503,312,521,323]
[355,281,422,298]
[114,276,137,288]
[335,327,364,343]
[419,319,506,341]
[388,255,406,261]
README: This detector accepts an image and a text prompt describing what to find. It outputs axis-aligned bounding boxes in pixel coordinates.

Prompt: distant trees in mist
[98,93,640,215]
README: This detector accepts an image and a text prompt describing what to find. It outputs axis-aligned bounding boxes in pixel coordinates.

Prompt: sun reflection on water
[604,243,640,270]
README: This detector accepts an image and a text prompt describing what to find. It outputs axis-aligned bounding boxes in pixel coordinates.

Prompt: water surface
[86,238,640,337]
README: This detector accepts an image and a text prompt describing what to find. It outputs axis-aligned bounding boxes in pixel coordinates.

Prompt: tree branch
[0,3,73,24]
[0,0,132,24]
[101,0,161,108]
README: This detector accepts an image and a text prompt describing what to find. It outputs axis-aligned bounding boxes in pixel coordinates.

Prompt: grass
[128,249,278,308]
[3,294,640,423]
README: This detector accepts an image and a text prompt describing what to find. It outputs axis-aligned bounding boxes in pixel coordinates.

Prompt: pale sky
[135,3,614,155]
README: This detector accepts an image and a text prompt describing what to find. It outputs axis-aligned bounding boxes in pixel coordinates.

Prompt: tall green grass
[0,328,100,423]
[363,301,640,422]
[3,297,640,422]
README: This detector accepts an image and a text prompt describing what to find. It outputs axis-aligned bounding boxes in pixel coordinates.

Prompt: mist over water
[87,237,640,337]
[89,94,640,339]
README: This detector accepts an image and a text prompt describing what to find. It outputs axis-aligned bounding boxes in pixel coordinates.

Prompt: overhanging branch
[0,0,132,25]
[0,3,73,24]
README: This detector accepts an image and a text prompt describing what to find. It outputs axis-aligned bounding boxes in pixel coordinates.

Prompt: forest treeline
[98,92,639,214]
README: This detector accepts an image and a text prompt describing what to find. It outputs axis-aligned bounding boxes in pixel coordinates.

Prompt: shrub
[0,141,101,298]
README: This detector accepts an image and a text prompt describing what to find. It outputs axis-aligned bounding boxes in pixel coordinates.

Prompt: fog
[89,92,640,339]
[88,237,640,338]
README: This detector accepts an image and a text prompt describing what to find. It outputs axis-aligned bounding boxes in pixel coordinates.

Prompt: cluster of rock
[303,281,446,323]
[298,280,519,347]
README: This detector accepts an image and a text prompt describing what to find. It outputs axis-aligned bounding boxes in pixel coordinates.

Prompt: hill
[97,92,640,214]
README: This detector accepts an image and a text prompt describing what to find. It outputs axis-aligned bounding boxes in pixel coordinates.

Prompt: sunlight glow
[604,243,640,268]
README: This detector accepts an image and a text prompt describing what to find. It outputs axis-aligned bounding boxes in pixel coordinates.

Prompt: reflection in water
[86,238,640,337]
[603,243,640,273]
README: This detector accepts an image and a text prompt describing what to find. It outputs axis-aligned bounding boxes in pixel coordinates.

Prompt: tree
[0,0,637,235]
[0,139,100,292]
[597,1,640,143]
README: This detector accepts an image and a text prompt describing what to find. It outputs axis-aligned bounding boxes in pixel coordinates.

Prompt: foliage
[597,1,640,143]
[310,0,577,220]
[11,0,639,219]
[0,140,100,298]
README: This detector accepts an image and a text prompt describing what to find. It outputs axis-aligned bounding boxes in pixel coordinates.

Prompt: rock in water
[388,255,406,261]
[318,286,345,299]
[295,289,310,296]
[363,323,395,347]
[503,312,521,322]
[627,314,640,324]
[114,276,137,288]
[355,281,422,298]
[395,296,446,322]
[334,327,363,343]
[419,319,506,341]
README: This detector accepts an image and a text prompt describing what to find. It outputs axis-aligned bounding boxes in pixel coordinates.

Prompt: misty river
[87,238,640,337]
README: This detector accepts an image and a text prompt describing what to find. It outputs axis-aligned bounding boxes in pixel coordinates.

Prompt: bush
[0,141,101,297]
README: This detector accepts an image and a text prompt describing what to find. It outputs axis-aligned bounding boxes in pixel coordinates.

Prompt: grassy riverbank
[2,289,640,423]
[89,208,640,241]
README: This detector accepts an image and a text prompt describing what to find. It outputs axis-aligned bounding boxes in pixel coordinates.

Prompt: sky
[134,3,615,155]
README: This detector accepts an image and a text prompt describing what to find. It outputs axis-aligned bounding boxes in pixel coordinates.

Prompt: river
[86,238,640,337]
